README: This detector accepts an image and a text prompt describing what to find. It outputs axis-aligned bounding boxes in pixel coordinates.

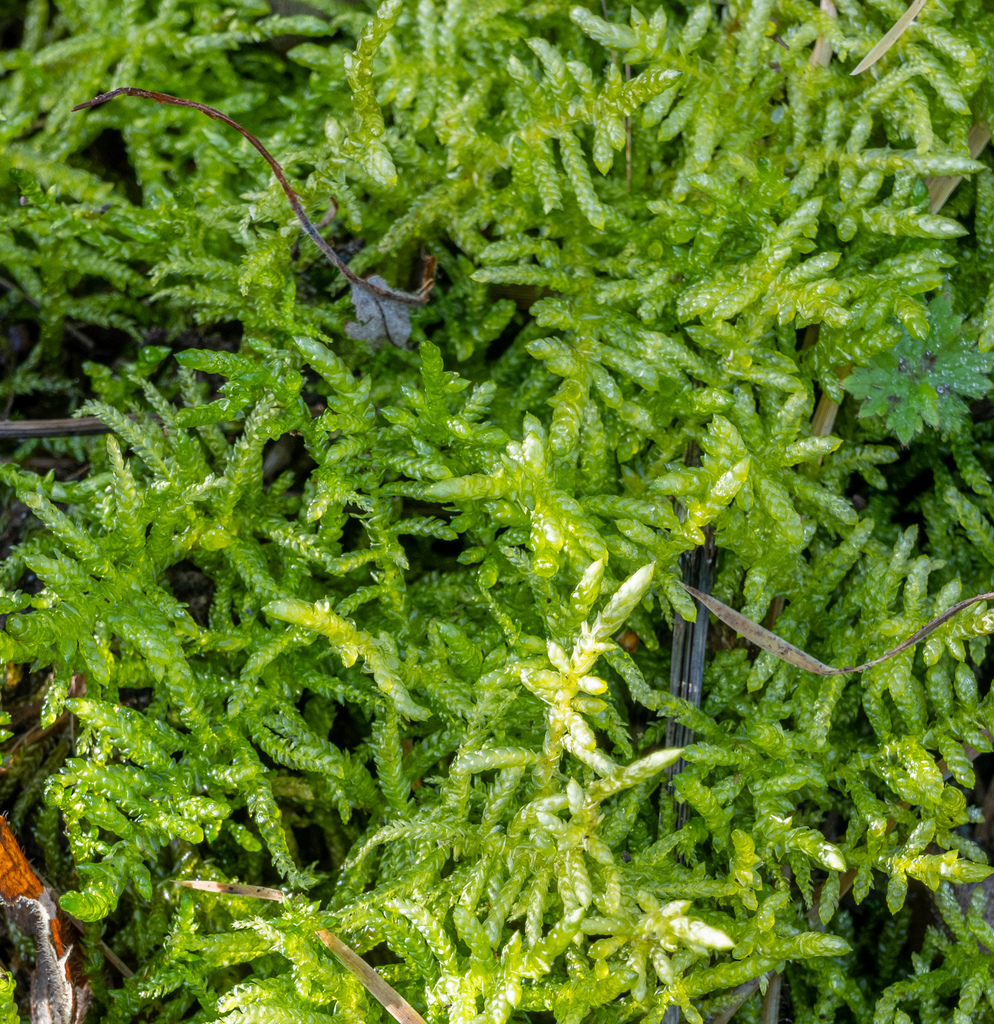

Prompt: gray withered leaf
[345,275,415,349]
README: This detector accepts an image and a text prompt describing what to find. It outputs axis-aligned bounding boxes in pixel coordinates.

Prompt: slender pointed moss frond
[3,0,994,1022]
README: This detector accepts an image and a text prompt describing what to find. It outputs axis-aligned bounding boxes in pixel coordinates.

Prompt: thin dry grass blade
[73,88,428,306]
[178,880,427,1024]
[851,0,928,75]
[177,880,286,901]
[926,121,992,213]
[682,585,835,673]
[810,0,837,67]
[317,929,428,1024]
[682,584,994,675]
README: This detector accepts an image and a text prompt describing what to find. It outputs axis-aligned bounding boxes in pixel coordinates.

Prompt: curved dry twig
[925,121,992,213]
[682,584,994,676]
[72,88,429,307]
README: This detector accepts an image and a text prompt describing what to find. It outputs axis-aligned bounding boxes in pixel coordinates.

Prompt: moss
[2,0,994,1021]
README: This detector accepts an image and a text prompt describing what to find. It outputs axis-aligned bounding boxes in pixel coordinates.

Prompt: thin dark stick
[660,452,717,1024]
[667,443,717,824]
[0,275,34,305]
[60,911,134,978]
[72,88,428,307]
[0,417,110,439]
[667,529,716,767]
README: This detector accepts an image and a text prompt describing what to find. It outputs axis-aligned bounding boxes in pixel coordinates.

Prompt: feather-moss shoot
[2,0,994,1022]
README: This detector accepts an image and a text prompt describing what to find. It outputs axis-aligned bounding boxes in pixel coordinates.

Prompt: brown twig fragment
[0,417,111,439]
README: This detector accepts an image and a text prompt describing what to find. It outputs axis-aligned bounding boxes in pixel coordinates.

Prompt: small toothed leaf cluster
[844,294,993,444]
[2,1,994,1023]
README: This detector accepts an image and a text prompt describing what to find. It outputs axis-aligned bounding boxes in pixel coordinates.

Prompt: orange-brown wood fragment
[0,815,87,1024]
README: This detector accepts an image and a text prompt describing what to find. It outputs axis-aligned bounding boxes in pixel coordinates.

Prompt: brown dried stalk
[760,971,782,1024]
[0,417,110,439]
[683,583,994,676]
[72,88,430,308]
[925,121,993,213]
